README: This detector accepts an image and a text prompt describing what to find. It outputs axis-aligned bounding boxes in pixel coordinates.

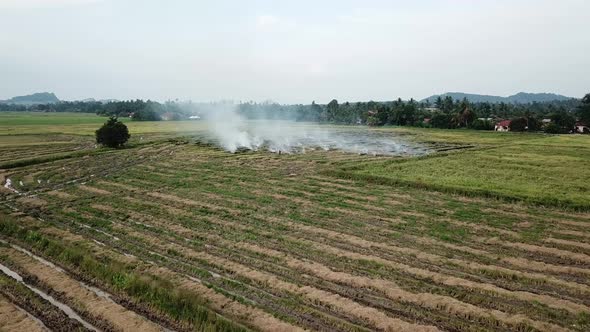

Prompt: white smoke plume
[197,103,428,156]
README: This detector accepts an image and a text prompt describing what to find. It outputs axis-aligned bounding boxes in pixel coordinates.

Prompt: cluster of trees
[3,93,589,133]
[0,100,190,121]
[235,96,588,133]
[496,95,589,134]
[578,94,590,124]
[96,100,188,121]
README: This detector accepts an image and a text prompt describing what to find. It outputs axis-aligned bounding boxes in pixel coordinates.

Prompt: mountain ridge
[0,92,60,105]
[421,92,573,104]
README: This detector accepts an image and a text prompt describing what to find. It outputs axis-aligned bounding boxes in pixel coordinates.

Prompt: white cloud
[308,63,326,76]
[0,0,588,102]
[0,0,101,9]
[255,15,280,29]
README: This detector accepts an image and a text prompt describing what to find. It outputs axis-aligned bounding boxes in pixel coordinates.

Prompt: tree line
[237,95,588,133]
[2,93,589,133]
[0,99,187,121]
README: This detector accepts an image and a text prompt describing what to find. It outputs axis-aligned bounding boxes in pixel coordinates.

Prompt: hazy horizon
[1,0,589,103]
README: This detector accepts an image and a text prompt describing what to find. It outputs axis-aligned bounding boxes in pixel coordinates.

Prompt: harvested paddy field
[0,116,589,331]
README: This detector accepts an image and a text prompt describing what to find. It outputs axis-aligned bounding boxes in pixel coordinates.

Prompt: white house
[575,122,589,134]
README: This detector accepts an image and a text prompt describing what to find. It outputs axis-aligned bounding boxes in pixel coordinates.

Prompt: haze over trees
[422,92,572,104]
[1,92,588,132]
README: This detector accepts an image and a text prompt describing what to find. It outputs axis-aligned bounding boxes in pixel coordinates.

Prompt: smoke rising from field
[197,104,428,156]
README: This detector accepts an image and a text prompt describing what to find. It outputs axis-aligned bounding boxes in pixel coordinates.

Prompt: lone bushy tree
[509,117,528,132]
[95,116,130,148]
[544,122,562,134]
[577,93,590,124]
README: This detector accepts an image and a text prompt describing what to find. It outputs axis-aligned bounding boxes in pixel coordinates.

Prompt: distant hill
[0,92,60,105]
[421,92,573,104]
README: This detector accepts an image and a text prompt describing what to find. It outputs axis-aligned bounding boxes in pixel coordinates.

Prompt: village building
[575,122,589,134]
[494,120,511,132]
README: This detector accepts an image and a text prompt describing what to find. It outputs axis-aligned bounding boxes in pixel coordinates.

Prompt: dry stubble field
[0,114,589,332]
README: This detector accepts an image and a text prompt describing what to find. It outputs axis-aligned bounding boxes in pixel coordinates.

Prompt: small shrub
[366,115,380,126]
[430,113,454,129]
[95,116,130,148]
[509,117,528,132]
[470,119,494,130]
[544,122,562,134]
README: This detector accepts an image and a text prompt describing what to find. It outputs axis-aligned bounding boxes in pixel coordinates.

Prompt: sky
[0,0,588,103]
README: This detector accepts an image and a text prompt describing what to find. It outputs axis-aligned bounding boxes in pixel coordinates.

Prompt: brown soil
[451,219,520,237]
[0,296,47,332]
[5,143,590,332]
[484,237,590,265]
[298,285,439,332]
[90,204,114,212]
[97,181,139,192]
[398,210,429,219]
[553,229,590,239]
[78,185,111,195]
[131,218,567,332]
[135,230,437,332]
[555,219,590,229]
[125,211,195,238]
[147,191,242,215]
[15,197,47,207]
[45,190,75,199]
[235,242,567,332]
[0,247,162,332]
[550,211,590,222]
[517,221,533,228]
[143,266,303,332]
[480,208,532,220]
[268,217,589,295]
[545,238,590,251]
[407,235,491,256]
[501,257,590,277]
[290,235,590,314]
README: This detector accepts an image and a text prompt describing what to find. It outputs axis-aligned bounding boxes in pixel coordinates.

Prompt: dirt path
[0,295,47,332]
[112,221,439,332]
[483,237,590,265]
[143,266,303,332]
[0,246,164,332]
[291,234,589,314]
[235,242,570,332]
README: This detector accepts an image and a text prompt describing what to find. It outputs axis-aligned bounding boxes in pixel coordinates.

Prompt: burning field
[197,105,433,156]
[195,123,433,156]
[0,118,589,331]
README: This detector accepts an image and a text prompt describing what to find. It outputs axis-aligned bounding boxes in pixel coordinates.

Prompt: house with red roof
[494,120,511,132]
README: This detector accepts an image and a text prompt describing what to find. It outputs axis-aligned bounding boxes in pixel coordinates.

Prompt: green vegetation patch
[0,112,207,136]
[337,141,590,210]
